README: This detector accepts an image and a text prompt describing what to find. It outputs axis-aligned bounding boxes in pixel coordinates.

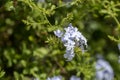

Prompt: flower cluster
[54,23,87,61]
[95,57,114,80]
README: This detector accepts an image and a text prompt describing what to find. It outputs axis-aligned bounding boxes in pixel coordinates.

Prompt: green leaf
[0,71,5,78]
[108,35,120,43]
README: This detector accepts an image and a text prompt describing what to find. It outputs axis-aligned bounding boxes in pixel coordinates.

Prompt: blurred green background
[0,0,120,80]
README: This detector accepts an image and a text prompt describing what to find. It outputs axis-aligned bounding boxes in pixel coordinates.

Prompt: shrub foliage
[0,0,120,80]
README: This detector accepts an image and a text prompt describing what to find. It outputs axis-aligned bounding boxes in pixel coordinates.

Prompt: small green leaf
[0,71,5,78]
[108,35,120,42]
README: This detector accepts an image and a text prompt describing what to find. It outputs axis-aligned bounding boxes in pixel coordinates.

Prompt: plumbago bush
[0,0,120,80]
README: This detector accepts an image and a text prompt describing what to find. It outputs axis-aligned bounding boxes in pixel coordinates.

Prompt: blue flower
[54,23,87,61]
[47,76,62,80]
[54,29,63,38]
[64,47,75,61]
[95,58,114,80]
[70,75,81,80]
[64,40,75,49]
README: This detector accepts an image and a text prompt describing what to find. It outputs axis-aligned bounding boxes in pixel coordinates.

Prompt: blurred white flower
[70,75,81,80]
[118,43,120,51]
[47,76,62,80]
[33,78,39,80]
[95,58,114,80]
[118,56,120,63]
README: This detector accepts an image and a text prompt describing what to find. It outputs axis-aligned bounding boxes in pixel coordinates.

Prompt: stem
[34,4,53,27]
[43,13,53,27]
[112,15,120,29]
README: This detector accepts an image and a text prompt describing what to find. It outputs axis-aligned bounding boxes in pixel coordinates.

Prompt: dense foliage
[0,0,120,80]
